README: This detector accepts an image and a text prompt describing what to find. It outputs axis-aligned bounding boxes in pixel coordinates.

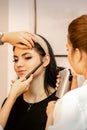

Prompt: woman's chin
[18,75,26,78]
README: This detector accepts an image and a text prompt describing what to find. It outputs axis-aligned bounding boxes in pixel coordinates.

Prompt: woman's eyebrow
[13,55,17,58]
[13,52,31,58]
[21,52,31,56]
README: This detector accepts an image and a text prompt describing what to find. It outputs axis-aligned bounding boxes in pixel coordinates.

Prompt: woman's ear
[75,48,82,62]
[42,54,50,67]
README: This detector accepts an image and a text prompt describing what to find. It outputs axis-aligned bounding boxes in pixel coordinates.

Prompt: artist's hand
[9,75,33,99]
[46,100,56,129]
[55,75,60,90]
[2,31,34,49]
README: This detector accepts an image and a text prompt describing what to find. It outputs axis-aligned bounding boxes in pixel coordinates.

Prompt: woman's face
[66,40,87,76]
[13,47,43,78]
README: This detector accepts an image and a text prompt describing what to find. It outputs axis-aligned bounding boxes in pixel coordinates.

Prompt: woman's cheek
[14,64,17,73]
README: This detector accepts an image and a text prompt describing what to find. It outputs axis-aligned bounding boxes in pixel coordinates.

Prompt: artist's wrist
[8,92,18,103]
[1,33,8,43]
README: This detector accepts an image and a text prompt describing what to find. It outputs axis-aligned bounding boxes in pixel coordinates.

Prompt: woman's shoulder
[46,91,58,102]
[1,97,7,107]
[2,94,23,108]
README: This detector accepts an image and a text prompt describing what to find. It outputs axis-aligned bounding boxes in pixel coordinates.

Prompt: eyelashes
[13,57,32,63]
[25,57,32,60]
[13,59,18,62]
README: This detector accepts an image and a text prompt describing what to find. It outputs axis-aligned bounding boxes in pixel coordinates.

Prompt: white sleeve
[0,125,3,130]
[48,92,84,130]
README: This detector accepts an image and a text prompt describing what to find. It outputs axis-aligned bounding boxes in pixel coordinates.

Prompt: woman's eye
[13,59,18,62]
[25,57,32,60]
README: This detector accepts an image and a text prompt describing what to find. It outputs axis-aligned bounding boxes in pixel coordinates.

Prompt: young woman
[46,14,87,130]
[3,34,58,130]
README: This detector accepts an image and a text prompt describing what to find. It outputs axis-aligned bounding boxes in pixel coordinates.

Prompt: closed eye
[13,59,18,62]
[25,56,32,60]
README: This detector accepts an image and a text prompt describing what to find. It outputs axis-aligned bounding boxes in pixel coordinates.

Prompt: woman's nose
[16,59,24,67]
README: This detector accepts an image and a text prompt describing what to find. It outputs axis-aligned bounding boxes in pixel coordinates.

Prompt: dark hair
[34,34,57,95]
[68,15,87,53]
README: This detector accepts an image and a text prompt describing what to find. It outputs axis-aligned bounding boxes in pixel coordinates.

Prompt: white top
[48,80,87,130]
[0,125,3,130]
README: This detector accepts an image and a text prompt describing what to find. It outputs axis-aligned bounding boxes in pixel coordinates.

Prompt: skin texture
[1,31,34,49]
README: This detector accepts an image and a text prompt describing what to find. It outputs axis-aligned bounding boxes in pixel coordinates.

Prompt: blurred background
[0,0,86,106]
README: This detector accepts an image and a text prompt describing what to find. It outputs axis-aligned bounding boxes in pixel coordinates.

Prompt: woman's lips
[17,70,27,76]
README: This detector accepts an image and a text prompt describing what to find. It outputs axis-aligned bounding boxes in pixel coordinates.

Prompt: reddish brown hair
[68,15,87,53]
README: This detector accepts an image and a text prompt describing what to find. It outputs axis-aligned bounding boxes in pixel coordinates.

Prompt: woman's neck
[23,71,47,103]
[23,70,56,103]
[23,89,47,103]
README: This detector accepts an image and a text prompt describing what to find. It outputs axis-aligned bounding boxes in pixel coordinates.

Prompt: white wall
[36,0,87,55]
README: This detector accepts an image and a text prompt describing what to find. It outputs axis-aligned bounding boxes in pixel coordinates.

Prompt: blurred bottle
[56,68,72,98]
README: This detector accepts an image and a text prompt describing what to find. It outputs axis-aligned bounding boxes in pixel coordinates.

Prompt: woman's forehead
[14,47,37,56]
